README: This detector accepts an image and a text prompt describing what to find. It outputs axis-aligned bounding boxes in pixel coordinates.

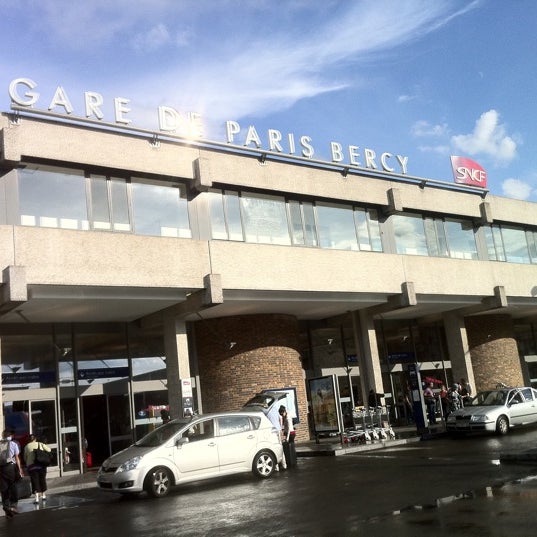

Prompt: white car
[446,387,537,435]
[97,411,283,498]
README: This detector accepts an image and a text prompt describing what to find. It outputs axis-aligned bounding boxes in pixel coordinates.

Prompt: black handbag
[34,443,52,466]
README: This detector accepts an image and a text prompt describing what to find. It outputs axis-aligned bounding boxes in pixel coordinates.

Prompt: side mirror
[176,437,189,448]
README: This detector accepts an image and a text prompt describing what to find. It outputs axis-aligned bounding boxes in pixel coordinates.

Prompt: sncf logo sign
[450,156,487,188]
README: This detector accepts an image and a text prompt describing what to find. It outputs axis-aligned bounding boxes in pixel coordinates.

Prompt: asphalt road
[5,428,537,536]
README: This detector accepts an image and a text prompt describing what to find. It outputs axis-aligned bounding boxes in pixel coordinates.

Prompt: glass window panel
[392,214,428,256]
[90,175,111,230]
[75,326,128,386]
[492,226,506,261]
[302,202,318,247]
[424,218,442,257]
[0,333,56,389]
[526,231,537,263]
[288,200,305,245]
[208,190,228,239]
[501,227,530,264]
[110,177,131,232]
[354,209,371,251]
[224,191,244,241]
[129,324,166,382]
[131,179,191,238]
[18,165,88,230]
[316,203,358,250]
[241,193,290,245]
[445,219,477,260]
[367,209,382,252]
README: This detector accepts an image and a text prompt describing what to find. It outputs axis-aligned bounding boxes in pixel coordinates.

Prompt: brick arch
[194,314,309,440]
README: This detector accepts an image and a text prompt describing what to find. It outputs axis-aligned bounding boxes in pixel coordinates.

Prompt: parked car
[97,410,283,498]
[446,386,537,435]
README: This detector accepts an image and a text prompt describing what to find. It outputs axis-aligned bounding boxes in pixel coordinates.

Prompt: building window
[131,179,191,238]
[354,208,382,252]
[392,214,428,255]
[316,202,358,250]
[19,165,88,230]
[208,190,244,241]
[288,200,318,247]
[88,175,131,232]
[241,192,291,245]
[394,213,477,259]
[485,224,530,263]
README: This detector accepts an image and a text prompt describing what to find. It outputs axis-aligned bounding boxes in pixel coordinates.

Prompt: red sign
[450,156,487,188]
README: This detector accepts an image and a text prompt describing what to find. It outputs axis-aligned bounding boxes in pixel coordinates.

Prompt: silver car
[97,410,283,498]
[446,386,537,435]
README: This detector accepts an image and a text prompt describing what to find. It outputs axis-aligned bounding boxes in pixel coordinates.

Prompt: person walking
[279,405,296,468]
[0,429,23,518]
[24,434,52,504]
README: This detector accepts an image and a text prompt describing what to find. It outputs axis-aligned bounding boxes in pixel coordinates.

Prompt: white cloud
[451,109,517,164]
[417,145,451,155]
[131,24,171,51]
[411,120,449,138]
[501,178,533,200]
[0,0,480,125]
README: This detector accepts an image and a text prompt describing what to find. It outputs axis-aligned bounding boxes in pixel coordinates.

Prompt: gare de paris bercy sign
[8,77,409,176]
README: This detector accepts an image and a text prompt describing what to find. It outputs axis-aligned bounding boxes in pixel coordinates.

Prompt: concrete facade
[1,110,537,472]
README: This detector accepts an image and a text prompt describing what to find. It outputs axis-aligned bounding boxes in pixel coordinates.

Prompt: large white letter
[301,136,314,158]
[48,86,74,114]
[364,149,377,170]
[380,152,394,172]
[244,125,262,148]
[9,78,39,107]
[396,155,409,174]
[226,121,240,143]
[330,142,344,162]
[158,106,181,132]
[85,92,104,120]
[114,97,131,125]
[348,146,361,166]
[268,129,283,152]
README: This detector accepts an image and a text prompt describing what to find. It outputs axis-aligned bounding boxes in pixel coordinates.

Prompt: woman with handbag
[23,434,52,503]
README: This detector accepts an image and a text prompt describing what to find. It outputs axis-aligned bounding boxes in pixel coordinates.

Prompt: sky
[1,0,537,201]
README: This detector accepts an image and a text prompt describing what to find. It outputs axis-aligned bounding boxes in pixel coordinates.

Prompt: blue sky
[1,0,537,200]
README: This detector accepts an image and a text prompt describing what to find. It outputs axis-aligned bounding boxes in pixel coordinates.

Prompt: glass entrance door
[3,398,59,471]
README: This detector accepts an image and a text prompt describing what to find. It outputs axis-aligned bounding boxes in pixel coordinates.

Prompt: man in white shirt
[0,429,23,517]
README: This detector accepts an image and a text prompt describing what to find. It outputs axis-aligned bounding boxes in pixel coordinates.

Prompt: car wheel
[144,466,173,498]
[252,450,276,478]
[495,415,509,435]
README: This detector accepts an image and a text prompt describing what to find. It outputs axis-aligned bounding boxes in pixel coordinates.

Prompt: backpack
[0,439,11,465]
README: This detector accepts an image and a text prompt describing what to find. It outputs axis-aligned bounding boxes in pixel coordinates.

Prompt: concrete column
[442,311,475,390]
[163,316,191,420]
[352,310,383,401]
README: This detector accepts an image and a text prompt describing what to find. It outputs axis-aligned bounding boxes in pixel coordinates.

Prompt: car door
[216,415,257,471]
[507,390,532,425]
[173,418,219,476]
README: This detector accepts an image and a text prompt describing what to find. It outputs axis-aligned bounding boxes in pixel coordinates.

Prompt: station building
[2,97,537,476]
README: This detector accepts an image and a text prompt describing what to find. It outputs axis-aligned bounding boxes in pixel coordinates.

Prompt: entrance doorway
[81,395,109,467]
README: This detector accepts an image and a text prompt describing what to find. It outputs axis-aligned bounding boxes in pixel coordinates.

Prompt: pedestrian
[459,378,473,405]
[279,405,296,468]
[266,403,286,470]
[423,382,437,424]
[439,384,448,418]
[0,429,23,518]
[447,383,463,414]
[24,433,52,504]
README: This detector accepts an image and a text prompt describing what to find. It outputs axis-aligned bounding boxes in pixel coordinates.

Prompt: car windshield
[135,419,191,447]
[471,390,507,406]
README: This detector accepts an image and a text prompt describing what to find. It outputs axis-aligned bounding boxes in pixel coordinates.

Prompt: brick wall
[465,314,524,391]
[194,314,309,441]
